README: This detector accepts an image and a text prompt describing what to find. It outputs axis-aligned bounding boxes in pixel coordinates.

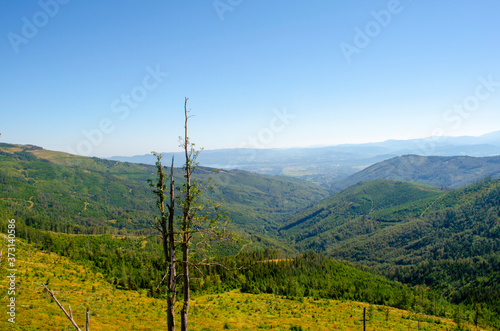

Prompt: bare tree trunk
[151,153,177,331]
[180,97,192,331]
[41,283,83,331]
[167,156,176,331]
[363,307,366,331]
[180,238,190,331]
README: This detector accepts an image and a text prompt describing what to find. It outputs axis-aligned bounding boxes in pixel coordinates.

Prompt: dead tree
[150,97,233,331]
[40,283,89,331]
[149,154,177,330]
[178,97,232,330]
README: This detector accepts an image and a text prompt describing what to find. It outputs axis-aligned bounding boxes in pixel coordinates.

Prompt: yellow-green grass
[29,149,95,167]
[0,237,480,330]
[0,145,25,154]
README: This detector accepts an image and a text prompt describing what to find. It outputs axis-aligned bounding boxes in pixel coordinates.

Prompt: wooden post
[86,308,89,331]
[363,307,366,331]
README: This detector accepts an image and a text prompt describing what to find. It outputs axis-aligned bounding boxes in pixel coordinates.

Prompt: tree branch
[38,283,83,331]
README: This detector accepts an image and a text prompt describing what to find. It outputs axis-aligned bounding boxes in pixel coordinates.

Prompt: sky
[1,0,500,157]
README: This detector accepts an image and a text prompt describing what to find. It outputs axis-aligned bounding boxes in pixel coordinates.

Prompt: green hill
[280,178,500,327]
[316,179,500,265]
[279,179,445,248]
[331,154,500,191]
[2,143,500,328]
[0,143,328,238]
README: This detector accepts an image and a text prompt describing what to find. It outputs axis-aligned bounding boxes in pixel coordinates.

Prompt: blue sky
[1,0,499,157]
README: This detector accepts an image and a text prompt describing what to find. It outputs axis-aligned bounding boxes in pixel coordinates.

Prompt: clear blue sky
[1,0,499,157]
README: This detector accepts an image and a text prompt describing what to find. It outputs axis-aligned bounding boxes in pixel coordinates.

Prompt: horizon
[111,128,500,157]
[2,1,500,157]
[3,128,500,159]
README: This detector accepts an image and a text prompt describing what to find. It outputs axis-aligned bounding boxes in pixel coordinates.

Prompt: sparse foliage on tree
[149,97,233,331]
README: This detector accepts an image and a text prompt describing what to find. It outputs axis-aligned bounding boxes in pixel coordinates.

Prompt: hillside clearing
[0,237,473,330]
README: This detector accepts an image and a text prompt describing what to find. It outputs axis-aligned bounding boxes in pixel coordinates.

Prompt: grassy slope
[0,237,468,331]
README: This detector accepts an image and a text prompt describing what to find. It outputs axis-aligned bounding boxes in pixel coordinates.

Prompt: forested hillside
[0,143,328,238]
[280,179,445,247]
[1,143,500,328]
[281,178,500,327]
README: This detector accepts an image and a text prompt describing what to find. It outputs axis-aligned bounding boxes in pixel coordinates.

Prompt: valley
[110,130,500,187]
[1,142,499,329]
[4,2,500,330]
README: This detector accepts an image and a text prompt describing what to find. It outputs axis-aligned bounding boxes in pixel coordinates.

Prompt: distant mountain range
[331,154,500,191]
[110,130,500,186]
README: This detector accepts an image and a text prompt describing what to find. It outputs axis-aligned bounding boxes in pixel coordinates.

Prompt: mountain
[279,179,445,249]
[0,143,328,237]
[280,178,500,325]
[282,178,500,264]
[2,142,500,327]
[109,130,500,186]
[110,147,392,187]
[329,179,500,318]
[331,154,500,191]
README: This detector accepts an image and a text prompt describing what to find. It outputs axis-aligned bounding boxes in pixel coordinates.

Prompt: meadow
[0,237,475,330]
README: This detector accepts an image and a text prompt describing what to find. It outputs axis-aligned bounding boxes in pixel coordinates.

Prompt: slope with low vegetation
[0,237,473,330]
